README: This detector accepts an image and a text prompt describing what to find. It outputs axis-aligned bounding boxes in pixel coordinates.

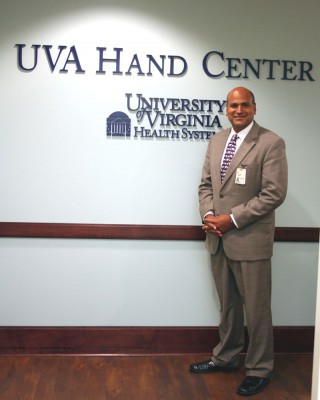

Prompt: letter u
[15,44,41,72]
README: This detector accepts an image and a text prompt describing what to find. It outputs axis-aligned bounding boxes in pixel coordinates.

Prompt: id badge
[235,167,246,185]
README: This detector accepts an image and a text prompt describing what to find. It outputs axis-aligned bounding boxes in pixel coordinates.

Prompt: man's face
[226,88,256,132]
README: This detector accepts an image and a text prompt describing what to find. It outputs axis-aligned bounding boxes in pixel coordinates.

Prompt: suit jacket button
[220,194,224,198]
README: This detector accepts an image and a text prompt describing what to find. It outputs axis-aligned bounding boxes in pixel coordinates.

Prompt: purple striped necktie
[220,134,239,182]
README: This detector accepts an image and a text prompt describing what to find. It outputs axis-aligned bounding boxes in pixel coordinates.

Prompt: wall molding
[0,326,314,356]
[0,223,318,241]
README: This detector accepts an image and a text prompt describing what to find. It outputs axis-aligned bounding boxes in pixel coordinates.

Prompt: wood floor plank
[0,354,312,399]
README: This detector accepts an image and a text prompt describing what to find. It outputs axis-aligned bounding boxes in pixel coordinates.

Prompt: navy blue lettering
[146,55,166,76]
[212,115,222,128]
[214,100,226,113]
[126,93,142,112]
[261,59,281,80]
[202,51,224,78]
[139,96,153,110]
[96,47,123,74]
[243,59,261,79]
[226,58,242,78]
[59,46,85,73]
[282,61,297,80]
[160,98,171,111]
[16,44,41,72]
[299,61,315,81]
[43,45,67,72]
[171,130,180,138]
[145,111,161,128]
[167,56,187,76]
[125,54,145,76]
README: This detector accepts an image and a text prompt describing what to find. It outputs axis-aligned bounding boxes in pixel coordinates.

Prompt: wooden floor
[0,354,313,400]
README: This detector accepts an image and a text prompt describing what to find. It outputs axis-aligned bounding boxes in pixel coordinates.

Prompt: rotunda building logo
[106,111,131,137]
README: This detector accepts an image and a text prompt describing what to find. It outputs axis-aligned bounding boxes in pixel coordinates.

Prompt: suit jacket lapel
[212,129,231,188]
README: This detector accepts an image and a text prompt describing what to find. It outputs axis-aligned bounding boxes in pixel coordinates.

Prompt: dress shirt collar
[227,121,254,151]
[229,121,254,142]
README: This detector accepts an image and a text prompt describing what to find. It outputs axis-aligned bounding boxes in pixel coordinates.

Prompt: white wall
[0,0,319,326]
[0,238,318,326]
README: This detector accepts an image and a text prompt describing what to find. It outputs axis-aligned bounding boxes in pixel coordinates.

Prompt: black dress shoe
[236,376,270,396]
[190,359,238,373]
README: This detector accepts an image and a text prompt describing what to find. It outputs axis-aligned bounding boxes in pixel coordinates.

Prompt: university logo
[106,93,227,141]
[106,111,131,137]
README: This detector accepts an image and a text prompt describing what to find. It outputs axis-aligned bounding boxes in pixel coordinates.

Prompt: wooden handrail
[0,222,318,242]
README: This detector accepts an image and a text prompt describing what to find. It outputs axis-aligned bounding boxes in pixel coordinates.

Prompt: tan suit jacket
[199,121,288,261]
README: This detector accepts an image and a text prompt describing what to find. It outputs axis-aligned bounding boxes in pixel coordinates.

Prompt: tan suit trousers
[210,241,274,378]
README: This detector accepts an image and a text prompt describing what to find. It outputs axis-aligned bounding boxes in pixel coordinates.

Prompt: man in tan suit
[190,87,288,396]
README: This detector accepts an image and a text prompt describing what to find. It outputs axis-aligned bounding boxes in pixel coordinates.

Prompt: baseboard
[0,326,314,356]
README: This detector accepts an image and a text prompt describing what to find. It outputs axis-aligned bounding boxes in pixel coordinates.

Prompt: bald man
[190,87,288,396]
